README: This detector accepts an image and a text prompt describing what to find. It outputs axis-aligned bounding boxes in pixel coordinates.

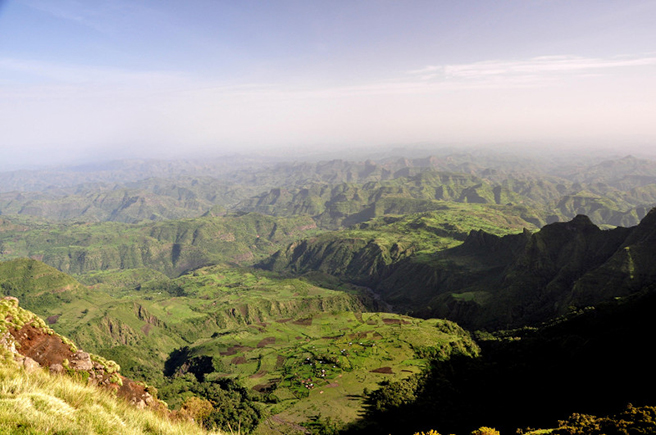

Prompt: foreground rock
[0,296,162,411]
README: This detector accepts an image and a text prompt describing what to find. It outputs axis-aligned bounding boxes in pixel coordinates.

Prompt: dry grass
[0,352,223,435]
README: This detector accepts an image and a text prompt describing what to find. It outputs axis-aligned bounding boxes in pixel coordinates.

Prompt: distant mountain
[2,153,656,229]
[0,176,258,223]
[0,213,318,277]
[0,156,269,193]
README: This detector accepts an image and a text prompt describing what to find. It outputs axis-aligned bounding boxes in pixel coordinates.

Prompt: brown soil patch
[220,345,254,356]
[9,323,73,366]
[276,318,292,323]
[141,323,152,336]
[353,312,363,322]
[46,315,60,325]
[252,381,275,392]
[326,382,339,388]
[8,318,165,413]
[231,356,247,365]
[370,367,394,374]
[372,332,383,340]
[249,370,268,379]
[382,318,410,325]
[293,317,312,326]
[116,376,165,412]
[257,337,276,348]
[275,355,286,369]
[402,369,414,373]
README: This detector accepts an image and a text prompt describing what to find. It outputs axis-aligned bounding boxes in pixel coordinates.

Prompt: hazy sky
[1,0,656,169]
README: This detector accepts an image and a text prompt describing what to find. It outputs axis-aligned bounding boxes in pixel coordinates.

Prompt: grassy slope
[0,297,219,435]
[184,311,477,429]
[0,259,479,432]
[0,354,221,435]
[263,204,538,306]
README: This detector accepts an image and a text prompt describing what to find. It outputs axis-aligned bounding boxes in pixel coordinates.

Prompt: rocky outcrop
[0,296,163,412]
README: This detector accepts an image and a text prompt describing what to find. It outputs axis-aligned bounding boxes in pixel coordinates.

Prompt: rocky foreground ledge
[0,296,163,411]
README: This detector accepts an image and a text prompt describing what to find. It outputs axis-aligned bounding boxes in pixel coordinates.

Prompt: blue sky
[1,0,656,168]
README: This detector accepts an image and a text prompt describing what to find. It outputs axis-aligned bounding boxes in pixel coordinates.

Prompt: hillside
[345,286,656,434]
[266,207,656,330]
[0,296,218,434]
[0,258,479,433]
[2,151,656,434]
[0,213,318,277]
[2,153,656,229]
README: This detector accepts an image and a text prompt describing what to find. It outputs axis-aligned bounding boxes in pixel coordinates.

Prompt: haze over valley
[1,1,656,434]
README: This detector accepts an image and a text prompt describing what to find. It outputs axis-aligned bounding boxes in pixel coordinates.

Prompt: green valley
[1,151,656,434]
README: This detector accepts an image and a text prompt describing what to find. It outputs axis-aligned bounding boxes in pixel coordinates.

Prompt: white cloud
[409,54,656,83]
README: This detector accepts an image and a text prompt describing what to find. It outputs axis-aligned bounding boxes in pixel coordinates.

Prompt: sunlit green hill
[0,212,318,277]
[267,206,656,330]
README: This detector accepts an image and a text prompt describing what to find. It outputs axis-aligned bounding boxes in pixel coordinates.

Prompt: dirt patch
[275,355,286,369]
[46,315,60,325]
[249,370,268,379]
[231,356,247,365]
[293,317,313,326]
[252,381,275,393]
[370,367,394,374]
[326,382,339,388]
[372,332,383,340]
[9,323,73,366]
[382,318,410,325]
[117,376,165,411]
[257,337,276,348]
[141,323,152,336]
[353,312,363,322]
[249,324,265,332]
[220,345,254,356]
[276,318,292,323]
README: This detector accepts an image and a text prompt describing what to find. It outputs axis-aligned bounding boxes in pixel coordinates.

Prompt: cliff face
[265,208,656,330]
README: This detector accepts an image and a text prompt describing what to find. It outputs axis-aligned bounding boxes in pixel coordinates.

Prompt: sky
[1,0,656,169]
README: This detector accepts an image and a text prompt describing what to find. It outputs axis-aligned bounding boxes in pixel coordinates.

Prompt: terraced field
[185,311,476,427]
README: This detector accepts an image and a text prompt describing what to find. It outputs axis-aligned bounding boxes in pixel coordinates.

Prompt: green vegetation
[553,404,656,434]
[1,153,656,434]
[343,288,656,434]
[162,311,477,429]
[0,259,478,433]
[0,213,319,277]
[0,341,219,435]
